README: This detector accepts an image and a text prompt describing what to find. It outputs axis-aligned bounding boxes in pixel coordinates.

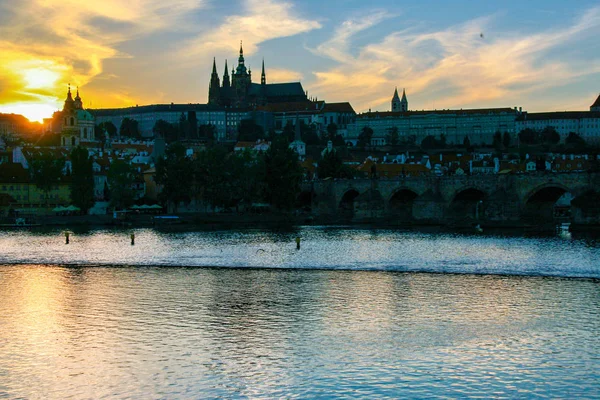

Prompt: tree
[119,118,141,139]
[493,131,503,150]
[263,136,303,210]
[540,126,560,145]
[228,149,265,209]
[421,135,438,150]
[326,123,338,141]
[198,124,217,143]
[96,121,117,142]
[237,119,265,142]
[178,113,188,140]
[386,127,399,146]
[518,128,537,145]
[153,119,178,143]
[301,123,320,145]
[357,126,374,149]
[565,132,586,147]
[70,146,95,213]
[282,121,295,143]
[503,131,511,149]
[30,153,65,208]
[463,135,471,149]
[318,149,354,179]
[107,160,136,209]
[155,143,195,212]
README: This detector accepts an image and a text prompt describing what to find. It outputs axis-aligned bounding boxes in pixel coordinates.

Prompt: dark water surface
[0,228,599,398]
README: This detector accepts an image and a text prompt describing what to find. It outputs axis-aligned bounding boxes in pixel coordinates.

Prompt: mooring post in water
[296,236,301,250]
[65,231,69,244]
[131,233,135,246]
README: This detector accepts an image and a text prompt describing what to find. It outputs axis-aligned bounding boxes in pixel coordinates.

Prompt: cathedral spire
[261,59,266,85]
[223,60,230,88]
[238,41,245,66]
[400,88,408,112]
[208,57,221,104]
[391,87,400,112]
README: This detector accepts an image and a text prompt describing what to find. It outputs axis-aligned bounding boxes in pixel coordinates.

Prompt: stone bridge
[300,172,600,226]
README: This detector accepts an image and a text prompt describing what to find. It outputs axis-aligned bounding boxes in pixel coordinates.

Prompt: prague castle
[208,42,308,107]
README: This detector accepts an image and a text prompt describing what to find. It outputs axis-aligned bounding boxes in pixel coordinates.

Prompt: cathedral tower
[232,41,251,107]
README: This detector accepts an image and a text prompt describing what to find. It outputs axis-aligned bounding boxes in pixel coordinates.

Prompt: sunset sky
[0,0,599,122]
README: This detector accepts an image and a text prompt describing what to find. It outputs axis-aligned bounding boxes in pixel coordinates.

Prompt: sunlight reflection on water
[0,264,598,399]
[0,227,598,277]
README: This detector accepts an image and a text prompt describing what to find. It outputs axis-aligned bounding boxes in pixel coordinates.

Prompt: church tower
[208,58,221,105]
[391,87,401,112]
[60,84,95,148]
[400,88,408,112]
[74,87,83,110]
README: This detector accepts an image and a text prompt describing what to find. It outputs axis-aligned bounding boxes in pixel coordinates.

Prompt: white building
[516,111,600,144]
[347,89,521,146]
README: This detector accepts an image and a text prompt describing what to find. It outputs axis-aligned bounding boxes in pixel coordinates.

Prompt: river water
[0,227,599,398]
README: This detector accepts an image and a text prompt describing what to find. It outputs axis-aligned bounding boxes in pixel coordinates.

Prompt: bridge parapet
[303,172,600,225]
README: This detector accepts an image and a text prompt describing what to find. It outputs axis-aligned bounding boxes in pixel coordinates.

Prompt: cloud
[310,10,391,63]
[184,0,321,58]
[309,7,600,113]
[0,0,206,120]
[265,68,303,83]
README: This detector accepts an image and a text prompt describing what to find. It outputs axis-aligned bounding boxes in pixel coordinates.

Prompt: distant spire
[212,57,217,74]
[401,88,407,101]
[261,59,266,85]
[240,40,243,56]
[392,87,400,100]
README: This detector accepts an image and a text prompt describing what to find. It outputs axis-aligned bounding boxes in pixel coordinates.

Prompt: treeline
[155,137,304,212]
[29,147,139,213]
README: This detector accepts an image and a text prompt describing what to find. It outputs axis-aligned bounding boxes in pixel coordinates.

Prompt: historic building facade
[348,89,520,146]
[208,43,308,107]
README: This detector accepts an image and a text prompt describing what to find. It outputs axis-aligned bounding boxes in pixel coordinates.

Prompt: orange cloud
[0,0,205,121]
[308,7,600,113]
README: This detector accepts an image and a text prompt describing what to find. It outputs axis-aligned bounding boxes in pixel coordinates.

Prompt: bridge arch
[522,183,572,224]
[448,187,487,220]
[388,188,419,221]
[339,188,360,218]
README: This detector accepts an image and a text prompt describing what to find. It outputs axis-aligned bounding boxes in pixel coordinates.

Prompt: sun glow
[0,102,60,123]
[22,68,62,89]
